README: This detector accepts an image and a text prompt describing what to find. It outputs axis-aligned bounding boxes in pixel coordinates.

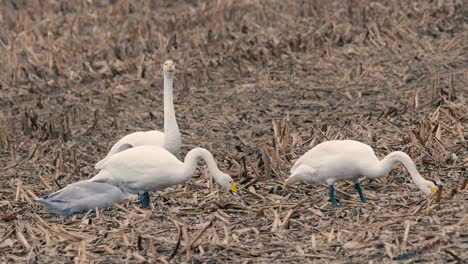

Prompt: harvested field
[0,0,467,263]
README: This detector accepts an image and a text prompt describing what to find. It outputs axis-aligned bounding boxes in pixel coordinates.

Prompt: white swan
[95,60,181,207]
[36,181,135,216]
[103,60,181,158]
[285,140,437,207]
[37,60,181,216]
[90,146,238,208]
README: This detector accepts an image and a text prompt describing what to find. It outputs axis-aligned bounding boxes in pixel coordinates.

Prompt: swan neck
[371,151,426,188]
[182,148,223,182]
[163,72,181,154]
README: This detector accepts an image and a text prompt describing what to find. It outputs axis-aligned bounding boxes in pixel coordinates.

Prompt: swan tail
[36,196,73,216]
[285,164,317,186]
[89,170,114,184]
[95,158,108,170]
[96,143,133,170]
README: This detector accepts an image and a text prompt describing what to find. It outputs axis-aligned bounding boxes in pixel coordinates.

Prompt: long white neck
[163,72,181,155]
[366,151,427,190]
[178,148,224,185]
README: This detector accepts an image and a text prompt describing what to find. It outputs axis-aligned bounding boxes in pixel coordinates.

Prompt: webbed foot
[139,192,150,208]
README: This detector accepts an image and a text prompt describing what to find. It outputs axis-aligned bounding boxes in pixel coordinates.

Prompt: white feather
[286,140,436,195]
[91,146,237,195]
[101,60,181,161]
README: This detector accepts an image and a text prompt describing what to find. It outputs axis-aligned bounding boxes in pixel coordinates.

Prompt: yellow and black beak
[230,182,238,193]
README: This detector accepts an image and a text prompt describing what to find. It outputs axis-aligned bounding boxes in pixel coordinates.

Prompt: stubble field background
[0,0,467,263]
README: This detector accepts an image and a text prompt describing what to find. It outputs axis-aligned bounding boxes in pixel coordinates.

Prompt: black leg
[328,185,341,207]
[354,183,366,203]
[139,192,150,208]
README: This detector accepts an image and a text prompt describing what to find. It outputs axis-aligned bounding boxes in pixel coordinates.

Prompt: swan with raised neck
[100,60,181,159]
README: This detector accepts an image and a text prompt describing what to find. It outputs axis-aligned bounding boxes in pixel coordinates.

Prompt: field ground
[0,0,467,263]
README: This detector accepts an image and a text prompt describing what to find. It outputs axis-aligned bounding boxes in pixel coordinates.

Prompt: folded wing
[36,181,136,216]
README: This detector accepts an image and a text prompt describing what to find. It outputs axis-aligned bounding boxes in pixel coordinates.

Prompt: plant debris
[0,0,466,262]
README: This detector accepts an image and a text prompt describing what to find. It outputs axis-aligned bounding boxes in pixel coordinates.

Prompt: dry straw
[0,0,466,263]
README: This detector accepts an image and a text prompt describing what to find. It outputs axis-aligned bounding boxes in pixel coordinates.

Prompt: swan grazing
[285,140,437,207]
[90,146,238,208]
[104,60,181,157]
[36,181,136,216]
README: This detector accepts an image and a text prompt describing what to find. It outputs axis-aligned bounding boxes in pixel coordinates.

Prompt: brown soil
[0,0,467,263]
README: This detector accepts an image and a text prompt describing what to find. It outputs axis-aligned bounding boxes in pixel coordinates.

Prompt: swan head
[421,180,437,195]
[214,172,238,193]
[163,60,175,74]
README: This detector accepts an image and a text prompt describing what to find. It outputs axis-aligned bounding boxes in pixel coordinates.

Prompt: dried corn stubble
[0,0,467,263]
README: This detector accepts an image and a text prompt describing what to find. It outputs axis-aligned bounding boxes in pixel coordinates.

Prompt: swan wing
[91,146,183,193]
[291,144,338,172]
[291,140,375,172]
[96,131,165,169]
[105,131,165,157]
[95,143,133,170]
[36,181,135,216]
[290,140,378,184]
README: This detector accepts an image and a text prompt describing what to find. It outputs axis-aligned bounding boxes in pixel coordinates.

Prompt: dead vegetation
[0,0,467,263]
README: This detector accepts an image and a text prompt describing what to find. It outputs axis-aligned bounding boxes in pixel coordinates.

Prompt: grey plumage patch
[37,181,136,216]
[117,143,133,153]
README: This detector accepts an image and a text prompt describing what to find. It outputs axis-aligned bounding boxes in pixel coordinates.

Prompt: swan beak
[430,187,436,194]
[230,182,238,193]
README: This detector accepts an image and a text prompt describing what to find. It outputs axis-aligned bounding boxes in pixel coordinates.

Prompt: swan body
[38,61,183,216]
[91,146,237,207]
[36,181,136,216]
[103,60,181,158]
[93,60,180,209]
[285,140,437,207]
